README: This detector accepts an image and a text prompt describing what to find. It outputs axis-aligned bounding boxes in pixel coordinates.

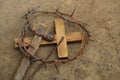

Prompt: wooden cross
[14,19,83,58]
[14,19,83,80]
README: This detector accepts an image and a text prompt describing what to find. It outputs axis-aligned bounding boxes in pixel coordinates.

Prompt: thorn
[71,6,77,17]
[44,63,47,70]
[54,64,60,74]
[56,7,59,12]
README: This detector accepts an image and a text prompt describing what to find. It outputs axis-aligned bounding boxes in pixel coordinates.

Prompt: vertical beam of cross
[55,19,68,58]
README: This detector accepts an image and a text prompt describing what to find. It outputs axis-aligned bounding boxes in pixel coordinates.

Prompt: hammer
[14,24,54,80]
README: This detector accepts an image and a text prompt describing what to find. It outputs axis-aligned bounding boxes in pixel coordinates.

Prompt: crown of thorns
[18,7,90,67]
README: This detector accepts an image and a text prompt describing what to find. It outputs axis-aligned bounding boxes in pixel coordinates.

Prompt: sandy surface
[0,0,120,80]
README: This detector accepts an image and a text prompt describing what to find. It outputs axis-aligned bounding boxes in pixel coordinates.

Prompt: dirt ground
[0,0,120,80]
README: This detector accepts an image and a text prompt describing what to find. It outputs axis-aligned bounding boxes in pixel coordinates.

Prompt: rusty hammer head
[28,24,54,41]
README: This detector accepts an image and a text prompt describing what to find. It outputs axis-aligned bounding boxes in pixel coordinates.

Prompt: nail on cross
[14,19,83,58]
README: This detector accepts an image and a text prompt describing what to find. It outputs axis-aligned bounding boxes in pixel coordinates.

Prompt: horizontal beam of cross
[14,32,83,48]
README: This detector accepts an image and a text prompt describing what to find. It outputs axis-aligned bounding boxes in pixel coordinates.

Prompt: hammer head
[29,24,54,41]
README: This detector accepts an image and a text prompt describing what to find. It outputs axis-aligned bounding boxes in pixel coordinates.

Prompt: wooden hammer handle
[14,35,42,80]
